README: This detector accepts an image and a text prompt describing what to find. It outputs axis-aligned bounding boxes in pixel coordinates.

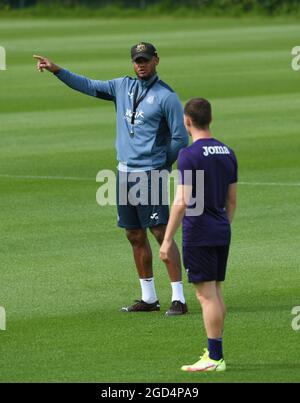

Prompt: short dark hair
[184,98,212,129]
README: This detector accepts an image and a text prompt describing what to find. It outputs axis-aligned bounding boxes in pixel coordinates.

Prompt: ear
[184,115,192,127]
[154,56,160,66]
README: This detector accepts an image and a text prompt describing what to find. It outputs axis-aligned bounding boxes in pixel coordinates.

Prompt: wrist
[52,65,61,74]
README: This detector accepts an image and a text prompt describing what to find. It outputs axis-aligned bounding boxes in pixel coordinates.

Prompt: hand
[33,55,60,73]
[160,239,173,263]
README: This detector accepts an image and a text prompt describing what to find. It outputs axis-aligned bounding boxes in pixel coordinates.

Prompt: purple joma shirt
[178,138,238,246]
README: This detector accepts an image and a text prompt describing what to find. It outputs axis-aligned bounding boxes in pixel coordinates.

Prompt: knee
[196,288,215,306]
[196,291,205,306]
[126,229,147,247]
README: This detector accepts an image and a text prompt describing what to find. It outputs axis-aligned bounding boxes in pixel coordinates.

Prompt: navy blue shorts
[183,245,230,283]
[116,170,169,229]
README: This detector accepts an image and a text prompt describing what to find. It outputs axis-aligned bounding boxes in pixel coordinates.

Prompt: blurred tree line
[0,0,299,14]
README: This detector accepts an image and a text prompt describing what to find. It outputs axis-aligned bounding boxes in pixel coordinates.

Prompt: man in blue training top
[33,43,189,316]
[160,98,237,371]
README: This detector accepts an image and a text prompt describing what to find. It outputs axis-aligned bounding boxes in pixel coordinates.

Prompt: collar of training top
[137,73,159,88]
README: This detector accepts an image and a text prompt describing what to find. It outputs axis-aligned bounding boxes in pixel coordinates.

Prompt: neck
[189,127,212,142]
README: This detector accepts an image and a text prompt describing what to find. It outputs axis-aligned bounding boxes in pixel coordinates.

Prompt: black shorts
[183,244,230,283]
[116,170,169,229]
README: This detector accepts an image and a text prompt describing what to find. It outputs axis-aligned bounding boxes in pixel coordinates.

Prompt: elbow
[174,133,189,149]
[174,197,188,210]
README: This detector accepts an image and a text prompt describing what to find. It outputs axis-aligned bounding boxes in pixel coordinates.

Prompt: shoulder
[123,75,135,82]
[156,80,177,102]
[157,79,175,93]
[178,146,194,169]
[113,76,135,86]
[156,81,182,109]
[213,139,237,158]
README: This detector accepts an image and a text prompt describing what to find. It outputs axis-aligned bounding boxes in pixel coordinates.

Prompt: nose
[135,58,149,66]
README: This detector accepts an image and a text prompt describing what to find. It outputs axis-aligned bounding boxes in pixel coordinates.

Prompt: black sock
[208,338,223,361]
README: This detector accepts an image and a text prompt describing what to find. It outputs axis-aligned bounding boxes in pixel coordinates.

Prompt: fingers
[38,62,47,71]
[159,250,169,263]
[33,55,47,72]
[37,62,44,73]
[159,240,172,263]
[33,55,44,60]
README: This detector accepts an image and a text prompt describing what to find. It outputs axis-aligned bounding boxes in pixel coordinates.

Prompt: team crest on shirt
[146,95,155,104]
[136,43,147,52]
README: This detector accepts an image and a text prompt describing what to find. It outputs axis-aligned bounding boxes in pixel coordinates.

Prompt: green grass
[1,3,300,18]
[1,17,300,383]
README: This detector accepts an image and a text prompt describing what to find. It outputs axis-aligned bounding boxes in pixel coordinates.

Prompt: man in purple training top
[160,98,237,372]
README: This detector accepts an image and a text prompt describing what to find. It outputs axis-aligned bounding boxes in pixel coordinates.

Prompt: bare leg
[194,281,224,339]
[216,282,226,324]
[150,224,182,282]
[126,229,153,278]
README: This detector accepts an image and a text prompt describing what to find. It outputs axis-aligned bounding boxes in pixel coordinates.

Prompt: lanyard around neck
[130,77,158,135]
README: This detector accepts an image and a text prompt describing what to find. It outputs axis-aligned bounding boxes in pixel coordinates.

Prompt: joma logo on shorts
[203,146,230,157]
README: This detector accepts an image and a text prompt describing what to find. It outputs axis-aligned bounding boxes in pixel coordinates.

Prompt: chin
[139,74,151,80]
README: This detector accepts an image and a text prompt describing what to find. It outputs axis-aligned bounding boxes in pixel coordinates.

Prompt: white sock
[140,277,158,304]
[171,281,185,304]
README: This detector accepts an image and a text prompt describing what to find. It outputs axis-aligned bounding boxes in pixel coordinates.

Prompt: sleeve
[230,152,238,184]
[162,92,189,166]
[54,68,120,101]
[177,149,194,186]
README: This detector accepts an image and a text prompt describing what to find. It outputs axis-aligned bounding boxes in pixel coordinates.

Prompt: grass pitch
[0,16,300,383]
